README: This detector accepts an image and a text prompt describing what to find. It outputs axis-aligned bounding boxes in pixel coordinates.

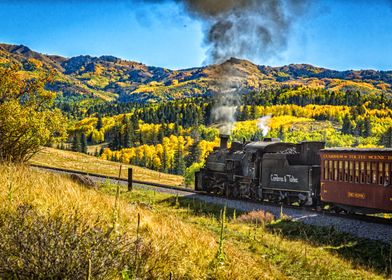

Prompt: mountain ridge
[1,43,391,103]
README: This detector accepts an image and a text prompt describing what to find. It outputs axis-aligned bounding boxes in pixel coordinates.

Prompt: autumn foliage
[0,67,67,162]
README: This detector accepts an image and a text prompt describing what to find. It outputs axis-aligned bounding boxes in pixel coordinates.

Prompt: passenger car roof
[321,148,392,153]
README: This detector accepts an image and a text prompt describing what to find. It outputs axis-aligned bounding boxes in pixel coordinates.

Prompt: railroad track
[30,164,197,194]
[31,164,392,227]
[285,203,392,226]
[214,194,392,226]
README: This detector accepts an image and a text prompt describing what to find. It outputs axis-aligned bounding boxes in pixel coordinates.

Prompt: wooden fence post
[118,165,122,184]
[128,168,133,191]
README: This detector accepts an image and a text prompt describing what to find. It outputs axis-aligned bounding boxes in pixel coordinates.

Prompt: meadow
[30,147,184,186]
[1,164,390,279]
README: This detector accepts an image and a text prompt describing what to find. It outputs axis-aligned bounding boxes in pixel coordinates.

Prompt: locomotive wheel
[250,186,258,200]
[232,185,240,199]
[224,183,231,198]
[298,200,307,207]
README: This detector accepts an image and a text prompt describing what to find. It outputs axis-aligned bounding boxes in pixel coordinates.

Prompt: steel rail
[29,164,197,193]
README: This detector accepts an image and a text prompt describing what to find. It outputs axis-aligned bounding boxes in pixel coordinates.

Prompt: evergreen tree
[379,127,392,148]
[173,122,180,136]
[138,129,143,145]
[158,126,165,143]
[81,132,88,154]
[162,123,170,137]
[342,114,352,135]
[252,130,264,141]
[162,146,169,173]
[96,114,103,131]
[131,113,139,130]
[124,118,133,148]
[71,133,81,152]
[241,105,249,121]
[249,104,256,120]
[174,141,185,175]
[109,126,121,150]
[204,103,212,125]
[235,106,242,121]
[278,126,286,141]
[152,129,158,145]
[354,120,363,136]
[185,141,201,167]
[364,118,372,137]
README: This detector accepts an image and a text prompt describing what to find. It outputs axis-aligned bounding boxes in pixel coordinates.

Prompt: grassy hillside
[0,164,390,279]
[30,147,184,186]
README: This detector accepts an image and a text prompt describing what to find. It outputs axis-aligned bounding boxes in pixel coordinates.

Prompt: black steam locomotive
[195,135,325,206]
[195,135,392,214]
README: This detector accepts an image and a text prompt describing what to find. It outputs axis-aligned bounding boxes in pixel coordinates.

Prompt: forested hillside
[2,42,392,185]
[1,43,392,108]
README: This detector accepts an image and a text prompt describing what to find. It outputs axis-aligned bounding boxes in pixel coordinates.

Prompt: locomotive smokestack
[220,134,229,149]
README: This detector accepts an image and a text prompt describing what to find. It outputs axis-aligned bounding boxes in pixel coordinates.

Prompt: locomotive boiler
[195,135,325,206]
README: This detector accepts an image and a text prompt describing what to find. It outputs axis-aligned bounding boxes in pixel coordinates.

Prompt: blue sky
[0,1,391,70]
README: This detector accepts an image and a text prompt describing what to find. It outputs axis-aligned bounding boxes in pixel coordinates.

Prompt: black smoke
[179,0,309,64]
[137,0,310,133]
[137,0,308,64]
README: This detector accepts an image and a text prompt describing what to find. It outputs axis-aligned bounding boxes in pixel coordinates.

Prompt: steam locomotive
[195,135,392,214]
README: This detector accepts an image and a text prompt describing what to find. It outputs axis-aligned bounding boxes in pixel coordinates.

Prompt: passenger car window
[372,162,377,184]
[366,162,371,184]
[384,163,390,186]
[379,162,384,185]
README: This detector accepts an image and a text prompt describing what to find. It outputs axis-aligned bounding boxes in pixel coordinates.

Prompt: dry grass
[236,210,275,224]
[0,164,275,279]
[30,147,184,186]
[171,198,390,280]
[0,164,389,279]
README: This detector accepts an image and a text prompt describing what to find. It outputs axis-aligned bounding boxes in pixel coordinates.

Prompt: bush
[184,162,204,187]
[0,204,149,279]
[0,67,67,162]
[236,210,275,225]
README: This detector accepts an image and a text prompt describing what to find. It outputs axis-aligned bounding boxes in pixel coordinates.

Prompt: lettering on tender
[270,173,299,183]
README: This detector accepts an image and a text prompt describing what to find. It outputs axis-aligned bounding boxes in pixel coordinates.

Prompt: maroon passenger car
[320,148,392,213]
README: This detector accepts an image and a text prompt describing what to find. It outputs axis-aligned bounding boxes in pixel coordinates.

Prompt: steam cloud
[211,88,239,135]
[257,115,272,137]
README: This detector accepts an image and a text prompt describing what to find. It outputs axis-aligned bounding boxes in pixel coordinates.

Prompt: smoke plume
[142,0,307,63]
[176,0,307,134]
[180,0,307,64]
[140,0,307,134]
